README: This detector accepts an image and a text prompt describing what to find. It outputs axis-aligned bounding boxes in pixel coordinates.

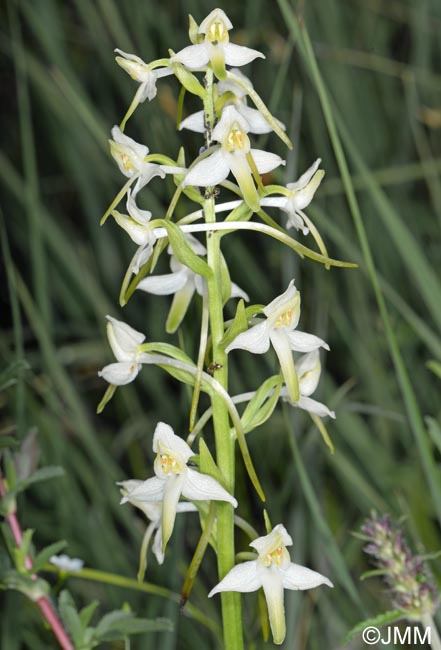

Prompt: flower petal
[281,562,333,590]
[259,565,286,645]
[250,149,285,174]
[137,269,189,295]
[208,561,261,597]
[270,330,299,403]
[296,395,335,419]
[166,281,196,333]
[230,282,250,302]
[162,473,185,551]
[182,469,238,507]
[172,43,210,69]
[227,151,260,212]
[152,422,194,463]
[250,524,293,555]
[296,350,321,397]
[183,148,230,187]
[226,320,271,354]
[179,110,205,133]
[238,104,285,134]
[106,316,145,361]
[287,158,322,193]
[152,525,164,564]
[98,361,140,386]
[123,476,165,503]
[223,43,265,66]
[286,330,329,353]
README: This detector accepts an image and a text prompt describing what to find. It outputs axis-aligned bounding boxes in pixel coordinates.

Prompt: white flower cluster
[99,8,336,646]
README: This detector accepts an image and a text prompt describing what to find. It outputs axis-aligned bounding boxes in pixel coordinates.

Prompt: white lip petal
[250,149,285,174]
[259,565,286,645]
[269,330,299,403]
[98,361,140,386]
[183,148,230,187]
[281,562,333,590]
[179,110,205,133]
[152,526,165,564]
[161,473,185,550]
[182,468,238,507]
[172,43,210,69]
[296,395,335,419]
[137,269,189,295]
[208,561,262,597]
[286,330,330,353]
[226,320,271,354]
[223,43,265,66]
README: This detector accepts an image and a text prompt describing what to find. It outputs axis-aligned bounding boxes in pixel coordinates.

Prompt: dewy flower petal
[209,524,332,645]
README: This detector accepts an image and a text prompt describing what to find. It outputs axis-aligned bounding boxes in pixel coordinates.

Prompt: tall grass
[1,0,441,647]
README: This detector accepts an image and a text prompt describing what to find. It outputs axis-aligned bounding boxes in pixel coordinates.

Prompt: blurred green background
[1,0,441,648]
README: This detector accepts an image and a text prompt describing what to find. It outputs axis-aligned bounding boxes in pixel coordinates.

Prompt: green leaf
[427,360,441,379]
[79,600,100,630]
[59,590,84,646]
[94,611,172,641]
[171,60,205,98]
[1,570,49,601]
[139,342,194,365]
[219,300,248,350]
[219,253,232,306]
[32,540,67,573]
[14,529,34,573]
[199,439,225,487]
[6,466,64,501]
[241,375,283,434]
[0,436,19,451]
[309,413,335,454]
[343,610,404,643]
[152,219,212,279]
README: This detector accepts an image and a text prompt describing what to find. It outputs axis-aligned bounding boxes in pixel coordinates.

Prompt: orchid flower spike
[121,423,237,553]
[281,350,335,418]
[183,105,284,212]
[209,524,333,645]
[98,316,151,386]
[118,479,197,566]
[226,280,329,403]
[261,159,325,235]
[180,69,285,135]
[136,234,248,332]
[172,9,264,81]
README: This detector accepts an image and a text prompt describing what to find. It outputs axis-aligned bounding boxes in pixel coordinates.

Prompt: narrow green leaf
[32,540,67,573]
[241,375,282,434]
[344,610,404,643]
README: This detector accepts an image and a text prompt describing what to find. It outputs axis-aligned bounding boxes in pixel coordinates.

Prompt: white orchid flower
[122,423,238,553]
[98,316,150,386]
[209,524,333,645]
[261,159,325,234]
[115,48,173,100]
[226,280,329,403]
[118,479,197,565]
[111,189,157,274]
[109,126,182,195]
[281,350,335,418]
[180,69,285,135]
[172,9,264,80]
[136,235,249,332]
[183,106,284,212]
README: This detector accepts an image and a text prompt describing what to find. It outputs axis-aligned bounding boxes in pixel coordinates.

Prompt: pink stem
[0,475,74,650]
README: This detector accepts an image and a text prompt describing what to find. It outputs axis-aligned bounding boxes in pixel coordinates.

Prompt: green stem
[203,67,244,650]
